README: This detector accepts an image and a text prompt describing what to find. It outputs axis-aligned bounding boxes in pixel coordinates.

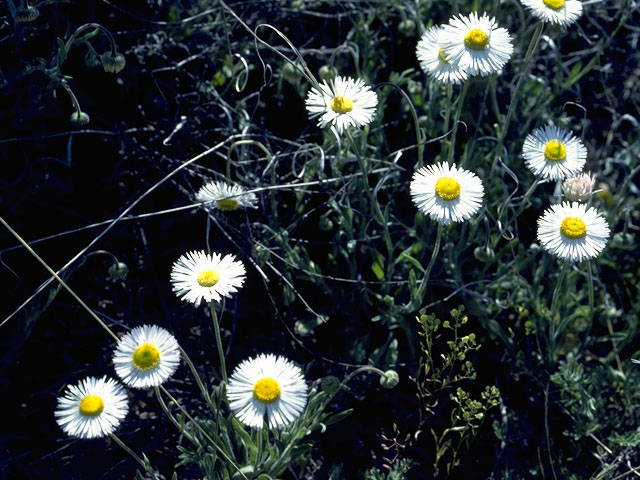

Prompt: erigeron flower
[171,250,246,305]
[55,376,128,439]
[520,0,583,27]
[305,76,378,134]
[537,202,610,261]
[113,325,181,389]
[227,354,308,429]
[196,180,258,212]
[410,163,484,224]
[522,125,587,180]
[563,172,595,202]
[416,26,468,84]
[440,12,514,76]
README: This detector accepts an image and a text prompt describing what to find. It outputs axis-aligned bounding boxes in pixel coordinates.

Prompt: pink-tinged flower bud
[563,172,595,203]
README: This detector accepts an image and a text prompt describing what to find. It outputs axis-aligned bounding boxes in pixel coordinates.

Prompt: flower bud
[101,52,126,74]
[108,261,129,280]
[69,111,90,126]
[16,6,40,22]
[320,376,341,395]
[473,246,495,262]
[282,62,302,84]
[398,19,416,37]
[563,172,595,203]
[379,370,399,389]
[318,65,337,82]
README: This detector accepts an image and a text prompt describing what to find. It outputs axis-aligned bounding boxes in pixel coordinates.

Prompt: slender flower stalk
[210,300,228,383]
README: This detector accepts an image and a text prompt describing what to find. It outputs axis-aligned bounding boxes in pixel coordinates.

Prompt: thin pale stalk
[210,300,228,383]
[109,433,160,480]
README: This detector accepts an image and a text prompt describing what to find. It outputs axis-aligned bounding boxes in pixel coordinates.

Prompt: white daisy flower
[416,26,468,84]
[113,325,181,389]
[171,250,246,305]
[410,163,484,224]
[520,0,583,27]
[522,125,587,180]
[305,75,378,134]
[196,180,258,212]
[537,202,610,261]
[55,376,128,439]
[227,354,308,429]
[440,12,514,76]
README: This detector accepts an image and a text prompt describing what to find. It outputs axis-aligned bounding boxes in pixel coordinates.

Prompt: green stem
[447,81,469,165]
[443,82,453,138]
[407,222,444,313]
[549,261,568,357]
[109,433,160,480]
[209,300,228,383]
[494,22,544,156]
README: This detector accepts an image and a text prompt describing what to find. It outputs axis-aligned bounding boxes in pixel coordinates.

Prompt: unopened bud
[563,172,595,203]
[473,246,495,262]
[108,261,129,280]
[321,376,341,395]
[16,6,40,22]
[282,62,303,84]
[101,52,126,74]
[70,111,90,126]
[318,65,337,83]
[398,19,416,37]
[379,370,399,389]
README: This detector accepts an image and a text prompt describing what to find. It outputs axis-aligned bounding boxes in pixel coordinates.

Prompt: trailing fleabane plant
[520,0,583,27]
[537,202,610,262]
[439,12,514,77]
[195,180,258,212]
[522,124,587,180]
[416,26,468,85]
[305,75,378,135]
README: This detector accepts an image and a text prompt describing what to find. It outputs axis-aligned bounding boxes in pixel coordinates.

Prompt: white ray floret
[305,75,378,134]
[410,163,484,224]
[537,202,610,262]
[55,376,128,439]
[113,325,181,389]
[171,250,246,305]
[522,125,587,180]
[227,354,308,429]
[416,26,468,84]
[195,180,258,212]
[440,12,514,76]
[520,0,583,27]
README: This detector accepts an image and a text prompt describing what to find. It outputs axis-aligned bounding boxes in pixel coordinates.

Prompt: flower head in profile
[520,0,583,27]
[440,12,514,76]
[523,125,587,180]
[537,202,610,261]
[171,250,246,305]
[196,180,258,212]
[410,163,484,224]
[563,172,595,203]
[416,26,468,84]
[55,376,128,439]
[305,76,378,134]
[227,354,308,429]
[113,325,181,389]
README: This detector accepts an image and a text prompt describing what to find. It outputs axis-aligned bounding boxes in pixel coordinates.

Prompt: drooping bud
[16,6,40,22]
[563,172,595,203]
[282,62,303,84]
[379,370,400,389]
[70,111,90,126]
[101,52,126,74]
[398,19,416,37]
[108,261,129,280]
[318,65,337,82]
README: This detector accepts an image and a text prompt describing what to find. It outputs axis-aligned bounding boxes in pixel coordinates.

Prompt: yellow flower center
[79,395,104,416]
[560,217,587,239]
[543,0,565,9]
[435,177,461,200]
[330,96,354,114]
[464,29,489,50]
[438,47,450,64]
[253,377,281,403]
[544,140,567,162]
[197,269,220,287]
[132,343,160,371]
[216,198,240,211]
